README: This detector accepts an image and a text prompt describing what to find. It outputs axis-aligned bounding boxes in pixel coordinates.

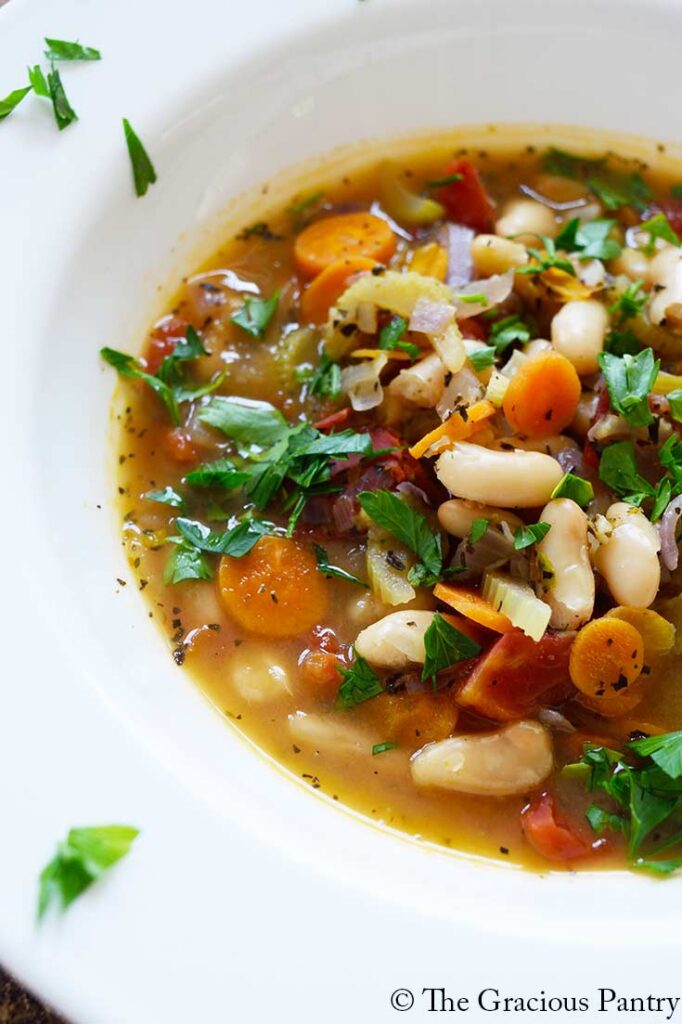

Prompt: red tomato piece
[313,407,353,432]
[457,630,575,721]
[521,792,592,862]
[144,316,189,374]
[434,159,496,232]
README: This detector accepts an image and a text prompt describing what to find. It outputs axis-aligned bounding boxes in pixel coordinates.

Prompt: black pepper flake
[500,846,509,855]
[270,591,279,603]
[386,550,405,570]
[340,323,357,337]
[116,578,127,586]
[612,673,629,692]
[292,744,301,754]
[139,580,148,591]
[173,647,186,666]
[207,623,221,632]
[606,637,614,646]
[370,265,385,276]
[641,664,651,675]
[544,409,553,421]
[172,618,182,629]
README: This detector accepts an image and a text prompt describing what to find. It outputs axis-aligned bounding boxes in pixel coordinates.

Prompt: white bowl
[2,0,682,1020]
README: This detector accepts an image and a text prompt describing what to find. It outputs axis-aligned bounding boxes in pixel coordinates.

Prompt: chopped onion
[555,446,588,476]
[587,413,630,444]
[485,369,510,407]
[452,271,514,319]
[537,708,576,732]
[431,323,467,374]
[577,258,605,289]
[436,366,484,420]
[659,495,682,570]
[440,223,474,287]
[409,297,454,335]
[356,301,378,334]
[340,354,388,411]
[453,525,515,579]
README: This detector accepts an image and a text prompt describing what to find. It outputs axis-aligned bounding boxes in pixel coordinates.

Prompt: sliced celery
[482,571,551,642]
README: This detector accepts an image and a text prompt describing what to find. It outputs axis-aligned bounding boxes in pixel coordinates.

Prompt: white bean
[437,498,523,538]
[594,502,661,608]
[523,338,552,358]
[611,247,651,283]
[491,434,580,458]
[571,391,598,436]
[649,248,682,326]
[471,233,529,276]
[536,498,595,630]
[288,711,375,757]
[410,720,553,796]
[354,610,436,668]
[550,299,608,374]
[387,352,445,408]
[495,199,557,244]
[436,442,563,508]
[228,646,292,704]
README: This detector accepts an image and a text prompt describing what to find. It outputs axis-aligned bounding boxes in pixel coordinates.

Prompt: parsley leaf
[0,84,31,120]
[44,38,101,61]
[604,328,641,357]
[469,518,489,544]
[667,389,682,424]
[199,397,289,448]
[468,346,496,370]
[550,472,594,508]
[185,457,249,490]
[651,477,673,522]
[163,542,213,584]
[288,190,324,216]
[372,741,398,755]
[426,172,463,187]
[174,517,271,556]
[28,65,49,97]
[47,66,77,130]
[422,612,481,681]
[357,489,443,584]
[379,314,419,358]
[489,313,531,353]
[122,118,157,197]
[629,730,682,779]
[308,353,342,398]
[554,217,622,261]
[598,348,659,427]
[513,521,551,550]
[38,825,139,919]
[231,289,280,338]
[598,440,655,504]
[609,279,647,325]
[144,485,184,508]
[337,655,383,709]
[638,212,681,255]
[100,347,179,424]
[542,147,605,180]
[517,235,576,277]
[313,544,368,587]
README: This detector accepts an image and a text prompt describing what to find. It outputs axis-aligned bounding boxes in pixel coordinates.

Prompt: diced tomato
[144,316,189,374]
[457,630,575,721]
[643,197,682,236]
[521,792,593,862]
[434,159,496,233]
[582,439,600,471]
[313,407,353,432]
[459,317,489,342]
[164,427,197,464]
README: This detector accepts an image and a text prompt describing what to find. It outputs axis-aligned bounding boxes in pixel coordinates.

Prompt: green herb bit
[638,212,681,255]
[513,521,551,550]
[44,38,102,61]
[199,397,288,448]
[598,440,655,505]
[174,516,272,557]
[100,347,179,424]
[553,217,622,261]
[46,66,77,130]
[541,147,606,180]
[288,191,324,216]
[671,185,682,200]
[609,279,647,325]
[426,172,463,188]
[489,313,532,352]
[588,173,652,213]
[667,388,682,424]
[597,348,659,428]
[651,477,673,523]
[604,328,641,357]
[422,612,481,682]
[231,289,280,338]
[455,291,489,305]
[337,655,383,709]
[372,742,398,755]
[308,353,342,398]
[550,472,594,508]
[185,457,249,490]
[516,235,576,277]
[469,518,489,544]
[357,489,443,586]
[38,825,139,919]
[122,118,157,197]
[164,542,213,584]
[28,65,49,97]
[144,485,184,508]
[0,84,32,120]
[468,346,496,371]
[313,543,368,587]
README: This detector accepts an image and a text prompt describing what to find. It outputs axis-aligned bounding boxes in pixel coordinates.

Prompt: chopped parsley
[308,353,342,398]
[122,118,157,197]
[666,389,682,423]
[597,347,659,428]
[468,346,496,371]
[357,489,444,587]
[550,472,594,508]
[379,315,419,358]
[28,65,49,98]
[185,457,249,490]
[38,825,139,919]
[609,279,647,325]
[288,190,324,216]
[604,328,641,357]
[426,172,463,188]
[101,347,180,424]
[47,66,77,130]
[43,38,101,61]
[231,289,280,338]
[638,212,681,255]
[174,516,272,556]
[489,313,532,353]
[0,84,31,120]
[517,235,576,277]
[598,440,654,505]
[422,612,481,682]
[513,521,551,550]
[469,517,490,544]
[313,544,368,587]
[541,147,652,212]
[144,486,184,508]
[554,217,622,261]
[337,655,383,709]
[163,542,212,584]
[372,741,398,755]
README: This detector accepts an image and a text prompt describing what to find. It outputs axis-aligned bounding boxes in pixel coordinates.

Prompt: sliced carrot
[409,242,448,281]
[408,399,495,459]
[434,581,513,634]
[502,351,581,438]
[218,535,327,638]
[300,256,377,325]
[604,606,675,661]
[541,267,594,300]
[294,212,397,278]
[569,617,644,699]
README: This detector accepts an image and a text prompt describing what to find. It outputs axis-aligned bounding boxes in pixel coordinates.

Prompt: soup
[106,129,682,873]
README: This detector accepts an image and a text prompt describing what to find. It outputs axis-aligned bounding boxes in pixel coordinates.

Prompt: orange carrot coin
[300,256,377,325]
[502,351,581,437]
[569,616,644,699]
[218,535,327,638]
[434,582,513,633]
[294,212,397,278]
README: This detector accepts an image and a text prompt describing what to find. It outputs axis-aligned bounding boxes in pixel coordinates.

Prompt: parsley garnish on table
[122,118,158,197]
[38,825,139,918]
[568,732,682,873]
